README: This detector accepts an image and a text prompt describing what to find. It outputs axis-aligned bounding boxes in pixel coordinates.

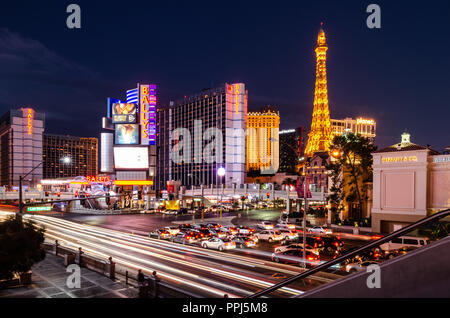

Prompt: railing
[42,241,200,298]
[248,208,450,298]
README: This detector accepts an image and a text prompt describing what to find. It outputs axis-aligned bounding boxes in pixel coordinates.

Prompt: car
[254,230,283,242]
[198,228,214,239]
[380,236,429,252]
[209,229,228,239]
[345,261,380,273]
[320,235,344,253]
[276,229,298,241]
[237,226,255,235]
[308,226,332,234]
[231,236,256,248]
[233,233,259,243]
[275,221,296,230]
[222,226,239,235]
[201,238,236,251]
[206,223,222,230]
[257,221,274,230]
[171,232,198,244]
[271,249,320,267]
[274,243,320,256]
[293,236,325,250]
[178,223,194,231]
[149,229,171,240]
[163,226,180,235]
[383,246,418,259]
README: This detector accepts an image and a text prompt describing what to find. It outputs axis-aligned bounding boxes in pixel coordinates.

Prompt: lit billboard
[115,124,139,145]
[140,84,157,145]
[112,103,137,123]
[114,147,149,169]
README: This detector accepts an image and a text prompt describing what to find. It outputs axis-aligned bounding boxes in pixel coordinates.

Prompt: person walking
[151,271,161,298]
[137,269,147,298]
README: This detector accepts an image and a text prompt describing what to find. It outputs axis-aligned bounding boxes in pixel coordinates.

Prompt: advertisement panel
[112,103,137,123]
[114,147,149,169]
[115,124,139,145]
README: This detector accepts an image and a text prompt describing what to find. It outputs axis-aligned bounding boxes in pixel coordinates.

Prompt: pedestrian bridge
[180,183,327,202]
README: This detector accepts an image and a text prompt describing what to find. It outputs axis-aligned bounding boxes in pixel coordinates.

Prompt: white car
[163,226,180,235]
[201,238,236,251]
[276,229,298,241]
[274,243,320,255]
[345,261,380,273]
[254,230,283,242]
[309,226,332,234]
[380,236,429,252]
[257,221,274,230]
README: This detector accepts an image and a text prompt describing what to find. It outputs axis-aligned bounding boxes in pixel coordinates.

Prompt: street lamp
[18,156,72,220]
[217,167,226,219]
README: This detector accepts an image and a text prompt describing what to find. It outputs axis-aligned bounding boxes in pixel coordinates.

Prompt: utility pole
[302,166,307,269]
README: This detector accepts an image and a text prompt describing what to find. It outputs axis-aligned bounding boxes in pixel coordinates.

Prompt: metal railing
[248,208,450,298]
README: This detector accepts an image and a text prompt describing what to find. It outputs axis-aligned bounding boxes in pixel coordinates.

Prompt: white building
[0,108,45,188]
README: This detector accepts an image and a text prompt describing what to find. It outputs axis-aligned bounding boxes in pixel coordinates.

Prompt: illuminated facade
[0,108,45,188]
[305,25,333,158]
[156,83,247,191]
[247,107,280,173]
[43,134,98,179]
[331,117,376,142]
[101,83,157,208]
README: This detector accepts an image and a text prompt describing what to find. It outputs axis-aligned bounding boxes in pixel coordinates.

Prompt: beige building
[371,132,449,233]
[331,117,376,141]
[247,108,280,174]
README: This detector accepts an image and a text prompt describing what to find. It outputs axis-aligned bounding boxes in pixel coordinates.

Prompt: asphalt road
[19,213,344,298]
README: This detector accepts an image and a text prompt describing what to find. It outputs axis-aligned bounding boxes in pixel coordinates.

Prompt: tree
[0,216,46,280]
[326,160,344,223]
[330,133,377,219]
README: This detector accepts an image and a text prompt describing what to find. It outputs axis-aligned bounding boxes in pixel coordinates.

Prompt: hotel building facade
[331,117,376,141]
[247,107,280,174]
[43,134,98,179]
[0,108,45,188]
[371,132,450,233]
[156,83,247,191]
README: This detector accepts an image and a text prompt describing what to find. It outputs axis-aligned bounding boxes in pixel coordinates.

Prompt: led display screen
[112,103,137,123]
[113,147,148,169]
[115,124,139,144]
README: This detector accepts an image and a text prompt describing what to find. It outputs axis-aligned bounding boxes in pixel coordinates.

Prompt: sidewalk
[0,254,139,298]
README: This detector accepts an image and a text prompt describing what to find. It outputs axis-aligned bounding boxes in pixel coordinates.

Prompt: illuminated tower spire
[305,23,332,157]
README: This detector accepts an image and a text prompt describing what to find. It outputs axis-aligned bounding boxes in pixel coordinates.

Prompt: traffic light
[45,191,49,197]
[138,191,142,200]
[106,193,110,205]
[266,192,270,198]
[74,191,78,198]
[57,192,61,198]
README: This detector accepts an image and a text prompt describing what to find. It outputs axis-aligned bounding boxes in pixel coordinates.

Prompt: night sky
[0,0,449,151]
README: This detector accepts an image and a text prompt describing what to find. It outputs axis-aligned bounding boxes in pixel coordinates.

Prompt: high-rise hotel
[156,83,247,191]
[247,106,280,174]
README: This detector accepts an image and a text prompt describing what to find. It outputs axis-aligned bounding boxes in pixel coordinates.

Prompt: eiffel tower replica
[304,23,332,158]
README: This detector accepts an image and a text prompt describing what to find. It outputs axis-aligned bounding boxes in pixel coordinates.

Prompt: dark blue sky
[0,0,449,150]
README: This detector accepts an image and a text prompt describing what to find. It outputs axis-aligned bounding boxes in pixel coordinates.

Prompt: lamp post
[217,167,226,219]
[302,165,307,269]
[188,173,204,222]
[18,156,71,220]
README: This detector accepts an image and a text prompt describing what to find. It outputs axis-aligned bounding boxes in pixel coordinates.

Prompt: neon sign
[86,176,111,183]
[235,84,239,114]
[356,118,375,125]
[27,108,33,135]
[140,84,157,145]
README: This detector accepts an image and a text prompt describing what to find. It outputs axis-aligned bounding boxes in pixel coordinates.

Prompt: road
[0,211,346,298]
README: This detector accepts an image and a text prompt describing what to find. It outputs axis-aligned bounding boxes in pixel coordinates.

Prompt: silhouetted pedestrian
[152,271,161,298]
